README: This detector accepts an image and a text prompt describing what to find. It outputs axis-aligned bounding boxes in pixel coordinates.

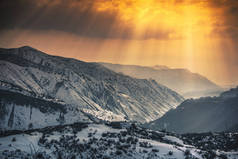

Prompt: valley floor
[0,122,237,159]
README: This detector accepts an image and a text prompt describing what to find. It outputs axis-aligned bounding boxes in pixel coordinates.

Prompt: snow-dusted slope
[0,89,93,131]
[0,46,184,127]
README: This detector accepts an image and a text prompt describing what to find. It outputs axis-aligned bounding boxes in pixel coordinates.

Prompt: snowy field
[0,122,237,159]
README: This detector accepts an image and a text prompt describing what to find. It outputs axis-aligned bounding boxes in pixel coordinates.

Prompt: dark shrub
[184,149,190,156]
[28,123,33,129]
[11,137,16,142]
[120,131,127,137]
[152,149,159,152]
[115,150,122,155]
[168,151,173,155]
[219,154,228,159]
[107,122,122,129]
[102,132,107,137]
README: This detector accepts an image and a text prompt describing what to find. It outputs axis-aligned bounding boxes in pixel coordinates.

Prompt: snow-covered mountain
[101,63,223,98]
[146,87,238,133]
[0,46,184,130]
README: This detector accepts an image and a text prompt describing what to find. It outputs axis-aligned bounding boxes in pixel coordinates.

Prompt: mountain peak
[153,65,170,70]
[19,45,36,50]
[0,46,37,52]
[17,46,46,55]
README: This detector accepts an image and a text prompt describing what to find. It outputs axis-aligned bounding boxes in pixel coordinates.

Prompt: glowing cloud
[0,0,238,85]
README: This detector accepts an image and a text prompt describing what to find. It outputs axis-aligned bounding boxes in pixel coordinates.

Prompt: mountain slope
[0,46,184,127]
[146,87,238,133]
[101,63,223,98]
[0,89,93,131]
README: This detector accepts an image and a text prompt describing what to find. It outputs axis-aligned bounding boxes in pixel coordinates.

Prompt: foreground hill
[0,122,237,159]
[146,87,238,133]
[0,46,183,130]
[101,63,223,98]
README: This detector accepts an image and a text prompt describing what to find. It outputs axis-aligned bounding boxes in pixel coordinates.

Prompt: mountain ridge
[0,46,184,130]
[100,62,223,98]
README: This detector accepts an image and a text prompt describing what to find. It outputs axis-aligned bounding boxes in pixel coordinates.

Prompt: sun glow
[94,0,214,40]
[92,0,219,71]
[1,0,237,85]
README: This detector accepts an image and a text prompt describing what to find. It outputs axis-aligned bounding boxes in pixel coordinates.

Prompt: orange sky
[0,0,238,86]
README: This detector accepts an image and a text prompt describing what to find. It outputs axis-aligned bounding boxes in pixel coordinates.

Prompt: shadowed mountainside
[146,87,238,133]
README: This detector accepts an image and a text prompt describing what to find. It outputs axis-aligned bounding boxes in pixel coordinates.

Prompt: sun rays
[0,0,237,85]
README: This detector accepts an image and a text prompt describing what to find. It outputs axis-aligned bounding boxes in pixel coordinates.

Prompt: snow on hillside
[0,89,128,130]
[0,91,91,131]
[82,108,126,122]
[0,46,184,125]
[0,123,237,159]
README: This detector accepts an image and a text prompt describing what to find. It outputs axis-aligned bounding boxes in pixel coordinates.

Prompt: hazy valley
[101,63,224,99]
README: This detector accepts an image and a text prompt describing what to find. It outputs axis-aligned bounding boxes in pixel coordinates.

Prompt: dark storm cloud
[0,0,177,40]
[208,0,238,39]
[1,0,238,40]
[0,0,134,39]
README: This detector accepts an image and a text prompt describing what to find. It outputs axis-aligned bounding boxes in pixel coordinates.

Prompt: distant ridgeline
[101,63,223,98]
